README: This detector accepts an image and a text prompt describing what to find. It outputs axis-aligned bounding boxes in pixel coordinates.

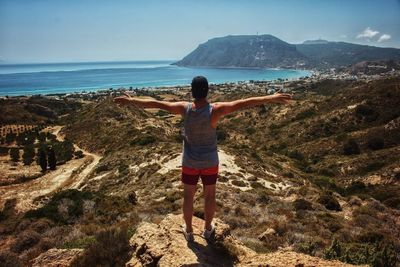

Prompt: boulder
[126,214,363,267]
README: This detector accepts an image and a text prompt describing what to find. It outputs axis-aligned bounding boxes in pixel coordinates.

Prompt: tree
[5,132,16,144]
[22,144,35,165]
[39,148,47,172]
[48,147,57,170]
[10,148,20,162]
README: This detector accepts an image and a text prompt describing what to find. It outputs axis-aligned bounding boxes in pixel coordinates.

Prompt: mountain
[175,35,400,69]
[296,41,400,68]
[174,35,308,68]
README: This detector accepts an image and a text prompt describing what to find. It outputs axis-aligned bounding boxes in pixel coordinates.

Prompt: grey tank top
[182,102,219,169]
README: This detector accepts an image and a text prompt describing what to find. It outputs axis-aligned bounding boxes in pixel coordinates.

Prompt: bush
[10,148,20,162]
[355,104,378,122]
[48,147,57,170]
[71,227,130,267]
[343,139,360,155]
[257,191,271,204]
[357,230,384,244]
[0,251,23,267]
[231,180,247,187]
[11,230,41,253]
[367,137,384,150]
[295,108,316,120]
[318,192,342,211]
[293,199,313,211]
[165,190,181,202]
[288,150,305,161]
[217,127,228,142]
[245,127,256,135]
[22,144,35,165]
[25,189,93,223]
[131,134,156,146]
[74,150,84,159]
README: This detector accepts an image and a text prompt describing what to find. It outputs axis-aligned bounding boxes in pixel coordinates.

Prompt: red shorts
[181,165,219,185]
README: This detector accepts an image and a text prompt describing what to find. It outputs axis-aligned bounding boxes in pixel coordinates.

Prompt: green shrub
[343,139,360,155]
[74,150,84,159]
[367,137,384,150]
[217,127,228,142]
[383,197,400,209]
[257,191,271,204]
[357,230,384,244]
[62,236,96,249]
[11,230,41,253]
[25,189,93,223]
[131,134,156,146]
[355,104,379,122]
[293,199,313,211]
[10,148,20,162]
[165,190,181,202]
[361,161,385,174]
[22,144,35,165]
[0,251,23,267]
[295,108,316,120]
[318,192,341,211]
[232,180,247,187]
[288,150,305,161]
[245,127,256,135]
[71,227,130,267]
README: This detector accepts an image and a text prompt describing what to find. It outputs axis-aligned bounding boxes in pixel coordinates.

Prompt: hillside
[1,77,399,266]
[174,34,309,68]
[175,35,400,69]
[296,41,400,68]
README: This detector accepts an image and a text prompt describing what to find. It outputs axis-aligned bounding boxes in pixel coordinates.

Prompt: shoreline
[0,68,312,98]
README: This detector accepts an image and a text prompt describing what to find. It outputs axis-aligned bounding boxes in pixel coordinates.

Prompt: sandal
[182,224,194,242]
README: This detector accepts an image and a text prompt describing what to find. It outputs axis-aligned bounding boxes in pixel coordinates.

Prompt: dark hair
[191,76,209,99]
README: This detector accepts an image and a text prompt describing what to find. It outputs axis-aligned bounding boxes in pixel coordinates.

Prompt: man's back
[182,102,218,169]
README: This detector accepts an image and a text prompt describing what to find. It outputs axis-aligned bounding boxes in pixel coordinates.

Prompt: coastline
[0,65,311,97]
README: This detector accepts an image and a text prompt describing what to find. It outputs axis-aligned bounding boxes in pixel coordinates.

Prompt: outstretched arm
[213,93,292,118]
[113,92,187,116]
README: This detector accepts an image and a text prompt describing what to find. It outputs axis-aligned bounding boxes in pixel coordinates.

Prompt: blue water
[0,61,310,96]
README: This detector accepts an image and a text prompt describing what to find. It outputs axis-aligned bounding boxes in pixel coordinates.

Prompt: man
[114,76,292,242]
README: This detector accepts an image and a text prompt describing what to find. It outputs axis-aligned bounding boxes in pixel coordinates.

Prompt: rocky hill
[127,214,363,266]
[175,35,400,69]
[1,77,399,266]
[174,35,309,68]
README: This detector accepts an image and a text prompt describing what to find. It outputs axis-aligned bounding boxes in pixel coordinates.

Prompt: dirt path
[0,126,101,212]
[154,149,292,192]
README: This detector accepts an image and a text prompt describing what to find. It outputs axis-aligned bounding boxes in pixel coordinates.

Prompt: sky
[0,0,399,63]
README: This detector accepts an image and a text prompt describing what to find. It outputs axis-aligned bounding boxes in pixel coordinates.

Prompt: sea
[0,60,310,96]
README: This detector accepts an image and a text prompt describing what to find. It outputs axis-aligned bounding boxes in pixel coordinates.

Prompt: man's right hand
[113,92,132,106]
[269,93,293,104]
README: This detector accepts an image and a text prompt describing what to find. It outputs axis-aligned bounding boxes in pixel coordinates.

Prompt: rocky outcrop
[31,248,83,267]
[126,214,362,267]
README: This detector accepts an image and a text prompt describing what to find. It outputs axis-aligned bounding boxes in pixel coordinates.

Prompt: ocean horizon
[0,60,310,96]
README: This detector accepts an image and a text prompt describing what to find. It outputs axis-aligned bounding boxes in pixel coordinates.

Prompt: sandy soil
[152,149,292,192]
[0,126,101,212]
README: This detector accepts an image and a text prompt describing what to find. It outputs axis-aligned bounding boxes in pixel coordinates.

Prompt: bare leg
[183,184,196,233]
[203,184,216,231]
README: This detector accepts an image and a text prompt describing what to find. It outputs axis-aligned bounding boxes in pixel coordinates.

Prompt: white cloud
[356,27,379,39]
[340,34,347,39]
[378,34,391,42]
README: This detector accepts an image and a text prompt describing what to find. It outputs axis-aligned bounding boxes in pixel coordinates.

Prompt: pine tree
[39,148,47,172]
[22,144,35,165]
[48,147,57,170]
[10,148,20,162]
